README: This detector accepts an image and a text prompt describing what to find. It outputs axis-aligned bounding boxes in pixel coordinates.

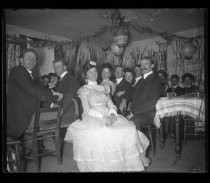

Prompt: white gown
[65,82,150,172]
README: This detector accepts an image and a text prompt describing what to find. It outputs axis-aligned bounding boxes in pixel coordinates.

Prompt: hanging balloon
[111,43,124,56]
[114,35,129,47]
[181,41,196,59]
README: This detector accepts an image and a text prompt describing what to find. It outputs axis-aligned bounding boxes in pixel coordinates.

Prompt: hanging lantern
[181,41,196,59]
[111,43,124,56]
[113,28,129,46]
[114,35,129,47]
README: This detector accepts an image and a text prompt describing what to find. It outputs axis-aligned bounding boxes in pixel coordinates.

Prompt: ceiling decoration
[5,9,204,49]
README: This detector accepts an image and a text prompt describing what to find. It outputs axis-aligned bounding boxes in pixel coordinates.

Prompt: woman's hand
[109,113,117,123]
[103,115,116,127]
[116,90,125,97]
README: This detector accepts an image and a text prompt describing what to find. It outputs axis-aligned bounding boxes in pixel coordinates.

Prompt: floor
[25,133,206,173]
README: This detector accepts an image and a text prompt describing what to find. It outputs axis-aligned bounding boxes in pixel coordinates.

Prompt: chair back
[33,94,62,134]
[72,96,83,120]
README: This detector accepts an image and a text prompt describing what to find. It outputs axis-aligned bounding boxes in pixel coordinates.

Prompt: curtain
[6,42,21,80]
[167,36,204,89]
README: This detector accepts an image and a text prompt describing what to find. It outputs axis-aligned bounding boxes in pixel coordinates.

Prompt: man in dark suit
[112,65,133,115]
[53,59,80,128]
[127,57,162,130]
[7,49,62,138]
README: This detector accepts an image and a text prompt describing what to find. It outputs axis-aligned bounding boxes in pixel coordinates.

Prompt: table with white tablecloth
[154,97,205,158]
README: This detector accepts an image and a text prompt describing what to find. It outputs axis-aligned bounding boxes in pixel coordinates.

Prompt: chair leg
[33,137,40,172]
[7,146,18,172]
[183,121,187,145]
[15,144,22,172]
[56,135,62,164]
[148,127,155,156]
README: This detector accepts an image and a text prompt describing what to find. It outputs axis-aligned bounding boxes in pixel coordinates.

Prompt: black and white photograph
[3,8,207,173]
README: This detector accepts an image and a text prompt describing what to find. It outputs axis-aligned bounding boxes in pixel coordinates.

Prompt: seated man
[52,59,80,128]
[181,73,199,96]
[167,74,184,96]
[112,65,133,115]
[127,57,162,130]
[156,70,169,97]
[7,49,62,139]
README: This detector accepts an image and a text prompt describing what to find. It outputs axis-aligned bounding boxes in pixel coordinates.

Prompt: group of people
[156,70,200,97]
[6,48,200,172]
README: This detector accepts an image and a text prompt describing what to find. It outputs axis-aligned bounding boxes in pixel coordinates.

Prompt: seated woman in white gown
[65,60,150,172]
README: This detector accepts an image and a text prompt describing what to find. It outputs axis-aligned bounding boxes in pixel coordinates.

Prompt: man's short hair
[21,48,37,58]
[115,65,123,70]
[156,70,167,78]
[171,74,179,81]
[53,58,67,66]
[141,56,154,64]
[134,64,141,69]
[124,67,133,74]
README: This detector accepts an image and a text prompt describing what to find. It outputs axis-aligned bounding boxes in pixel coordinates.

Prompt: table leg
[169,116,175,144]
[174,115,181,158]
[159,118,164,149]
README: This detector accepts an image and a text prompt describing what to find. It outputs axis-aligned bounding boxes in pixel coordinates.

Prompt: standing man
[7,49,62,138]
[53,59,80,127]
[112,65,133,115]
[127,57,162,130]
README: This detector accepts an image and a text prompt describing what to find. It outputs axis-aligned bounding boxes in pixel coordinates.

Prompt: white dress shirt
[134,76,142,86]
[26,69,33,79]
[116,77,123,84]
[60,71,68,80]
[143,71,153,79]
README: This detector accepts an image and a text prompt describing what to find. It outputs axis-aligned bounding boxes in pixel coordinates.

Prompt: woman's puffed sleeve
[78,87,90,114]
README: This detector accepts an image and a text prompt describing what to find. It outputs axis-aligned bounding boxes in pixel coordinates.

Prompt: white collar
[116,77,123,84]
[143,71,153,79]
[135,76,142,81]
[60,71,68,79]
[87,80,97,86]
[26,69,32,74]
[172,85,178,89]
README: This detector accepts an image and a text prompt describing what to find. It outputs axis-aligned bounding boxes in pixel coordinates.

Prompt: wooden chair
[141,124,156,156]
[6,136,22,172]
[21,94,63,172]
[183,98,205,145]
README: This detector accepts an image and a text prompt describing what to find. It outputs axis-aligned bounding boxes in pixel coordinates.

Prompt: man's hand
[53,91,63,102]
[51,103,59,108]
[126,113,133,120]
[119,99,127,114]
[116,90,125,97]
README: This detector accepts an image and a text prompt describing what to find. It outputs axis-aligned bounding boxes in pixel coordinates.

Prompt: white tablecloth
[154,97,205,129]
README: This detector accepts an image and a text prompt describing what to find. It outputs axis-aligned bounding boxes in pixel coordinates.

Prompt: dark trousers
[130,112,155,130]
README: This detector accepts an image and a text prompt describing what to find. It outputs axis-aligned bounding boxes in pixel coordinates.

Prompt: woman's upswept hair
[82,60,97,81]
[182,73,195,82]
[98,62,114,83]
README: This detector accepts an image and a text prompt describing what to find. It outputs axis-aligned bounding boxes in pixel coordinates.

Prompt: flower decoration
[90,60,97,66]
